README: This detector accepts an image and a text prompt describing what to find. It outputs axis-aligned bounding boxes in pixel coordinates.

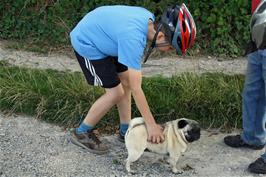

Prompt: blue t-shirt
[70,5,155,70]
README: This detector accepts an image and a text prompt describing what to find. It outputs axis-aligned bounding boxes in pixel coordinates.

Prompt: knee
[106,87,125,103]
[115,89,125,101]
[121,79,131,91]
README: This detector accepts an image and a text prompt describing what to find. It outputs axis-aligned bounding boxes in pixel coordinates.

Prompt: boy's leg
[108,58,130,140]
[71,83,124,154]
[83,84,124,126]
[71,52,126,153]
[74,52,125,128]
[117,70,131,136]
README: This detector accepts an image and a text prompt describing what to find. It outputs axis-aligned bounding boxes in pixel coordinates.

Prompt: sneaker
[248,158,266,174]
[70,129,109,154]
[117,133,125,143]
[224,135,264,150]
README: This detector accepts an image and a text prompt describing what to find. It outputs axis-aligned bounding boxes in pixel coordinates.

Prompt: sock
[76,122,94,134]
[119,123,129,136]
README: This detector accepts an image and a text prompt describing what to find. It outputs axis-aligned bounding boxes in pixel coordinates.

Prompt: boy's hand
[146,123,165,144]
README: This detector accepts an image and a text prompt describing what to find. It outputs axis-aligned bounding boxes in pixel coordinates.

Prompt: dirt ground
[0,41,247,77]
[1,113,264,177]
[0,40,265,177]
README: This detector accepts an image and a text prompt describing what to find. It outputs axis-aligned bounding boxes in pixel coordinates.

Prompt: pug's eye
[178,119,188,129]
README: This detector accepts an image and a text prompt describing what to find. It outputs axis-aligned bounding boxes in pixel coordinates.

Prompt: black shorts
[74,51,128,88]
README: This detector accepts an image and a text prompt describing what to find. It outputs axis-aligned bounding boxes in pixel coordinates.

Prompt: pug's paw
[166,157,171,164]
[172,167,183,174]
[127,169,137,175]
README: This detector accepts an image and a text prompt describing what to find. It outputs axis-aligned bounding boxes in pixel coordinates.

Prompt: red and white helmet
[161,3,196,54]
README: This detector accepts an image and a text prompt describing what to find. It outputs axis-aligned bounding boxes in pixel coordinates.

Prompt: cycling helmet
[161,3,196,54]
[250,0,266,49]
[143,3,196,63]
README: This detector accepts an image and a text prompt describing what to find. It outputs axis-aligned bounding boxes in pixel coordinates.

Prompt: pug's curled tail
[125,117,145,136]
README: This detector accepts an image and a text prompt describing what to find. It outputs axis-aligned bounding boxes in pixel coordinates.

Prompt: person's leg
[224,51,264,150]
[255,49,266,162]
[257,49,266,148]
[74,53,124,132]
[110,58,131,138]
[117,70,131,136]
[71,53,125,153]
[241,51,265,146]
[117,71,131,124]
[77,85,125,133]
[71,84,125,154]
[83,84,124,126]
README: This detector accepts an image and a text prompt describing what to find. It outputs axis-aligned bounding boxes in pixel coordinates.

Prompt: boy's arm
[127,68,164,143]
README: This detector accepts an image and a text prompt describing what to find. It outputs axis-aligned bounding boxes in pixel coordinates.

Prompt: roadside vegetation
[0,61,244,133]
[1,0,250,57]
[0,0,249,133]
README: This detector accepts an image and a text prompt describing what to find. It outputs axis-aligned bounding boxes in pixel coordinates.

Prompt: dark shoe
[248,158,266,174]
[70,129,108,154]
[224,135,264,150]
[117,133,125,143]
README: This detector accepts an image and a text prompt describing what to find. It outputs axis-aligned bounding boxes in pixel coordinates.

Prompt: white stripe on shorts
[84,58,103,86]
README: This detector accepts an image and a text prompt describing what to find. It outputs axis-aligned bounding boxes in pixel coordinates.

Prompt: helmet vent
[177,36,182,48]
[182,20,187,33]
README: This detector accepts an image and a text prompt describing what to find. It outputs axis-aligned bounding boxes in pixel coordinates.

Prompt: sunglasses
[155,41,171,47]
[155,41,174,50]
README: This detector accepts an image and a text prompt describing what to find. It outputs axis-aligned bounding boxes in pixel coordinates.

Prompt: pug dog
[125,117,201,174]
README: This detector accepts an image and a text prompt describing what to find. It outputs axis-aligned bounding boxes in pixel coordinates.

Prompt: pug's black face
[185,124,201,142]
[178,119,201,143]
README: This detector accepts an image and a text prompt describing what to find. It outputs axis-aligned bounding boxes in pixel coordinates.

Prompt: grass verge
[0,61,244,133]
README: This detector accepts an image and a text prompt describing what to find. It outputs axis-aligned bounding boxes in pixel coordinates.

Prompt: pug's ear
[178,119,188,129]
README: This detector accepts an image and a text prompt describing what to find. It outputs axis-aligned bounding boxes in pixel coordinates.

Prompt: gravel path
[0,41,247,77]
[0,113,264,177]
[0,41,265,177]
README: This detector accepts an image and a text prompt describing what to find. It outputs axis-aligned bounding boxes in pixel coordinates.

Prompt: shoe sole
[225,144,264,150]
[249,146,264,150]
[249,168,266,174]
[117,135,125,143]
[224,138,264,150]
[70,136,108,155]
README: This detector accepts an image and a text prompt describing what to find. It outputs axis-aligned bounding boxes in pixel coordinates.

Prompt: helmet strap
[143,23,163,63]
